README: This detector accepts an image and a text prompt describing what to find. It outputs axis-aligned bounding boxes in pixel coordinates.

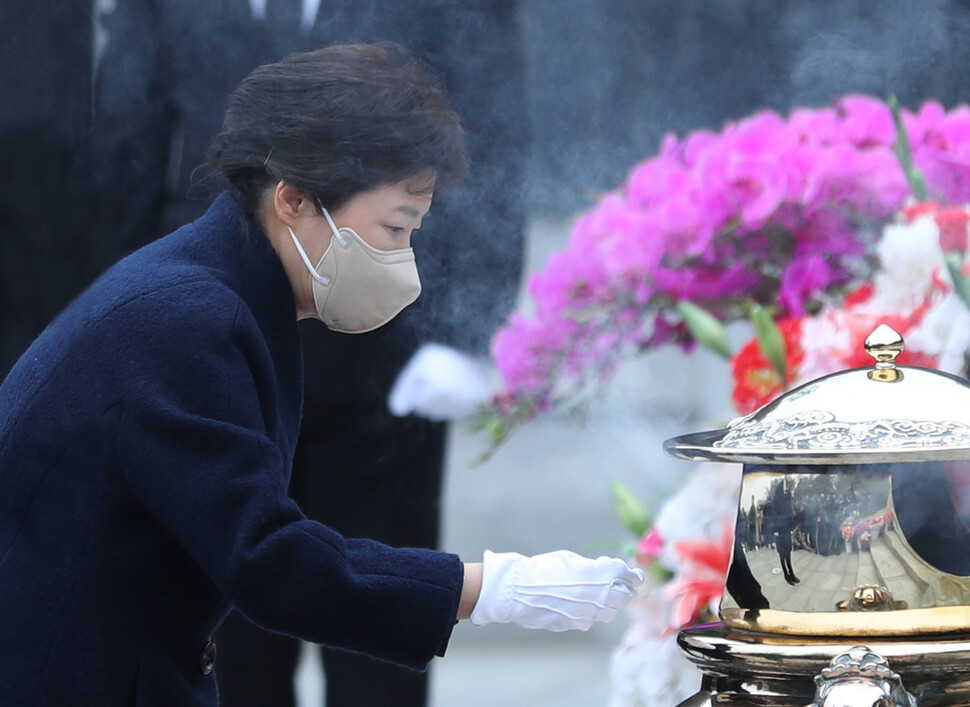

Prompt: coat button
[200,640,217,675]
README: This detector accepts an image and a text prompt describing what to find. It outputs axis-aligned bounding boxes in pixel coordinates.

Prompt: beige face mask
[288,208,422,333]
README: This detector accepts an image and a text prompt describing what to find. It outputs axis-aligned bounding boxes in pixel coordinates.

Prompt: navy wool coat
[0,193,463,706]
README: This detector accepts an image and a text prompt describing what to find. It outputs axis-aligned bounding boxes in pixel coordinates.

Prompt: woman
[0,44,642,705]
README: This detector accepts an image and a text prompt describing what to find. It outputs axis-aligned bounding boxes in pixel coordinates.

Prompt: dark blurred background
[520,0,970,214]
[5,0,970,374]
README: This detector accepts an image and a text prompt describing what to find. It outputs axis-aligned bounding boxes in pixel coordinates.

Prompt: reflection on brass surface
[810,647,916,707]
[667,327,970,706]
[835,585,906,612]
[869,367,904,382]
[724,467,970,635]
[679,625,970,676]
[721,606,970,636]
[675,625,970,707]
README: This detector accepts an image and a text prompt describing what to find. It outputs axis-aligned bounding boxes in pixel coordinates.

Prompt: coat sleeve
[112,282,462,669]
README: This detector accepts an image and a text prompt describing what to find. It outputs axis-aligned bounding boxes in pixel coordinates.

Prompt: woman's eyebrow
[395,204,431,224]
[395,205,421,218]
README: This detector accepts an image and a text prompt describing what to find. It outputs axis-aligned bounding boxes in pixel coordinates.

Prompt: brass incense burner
[665,325,970,706]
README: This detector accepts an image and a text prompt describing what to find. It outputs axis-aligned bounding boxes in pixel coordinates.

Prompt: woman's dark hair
[210,42,468,218]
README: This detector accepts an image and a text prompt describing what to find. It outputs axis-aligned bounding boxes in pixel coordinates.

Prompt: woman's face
[325,175,434,251]
[271,174,434,320]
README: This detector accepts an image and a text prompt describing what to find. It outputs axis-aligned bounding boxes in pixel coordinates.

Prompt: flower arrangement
[483,95,970,445]
[608,468,738,706]
[480,92,970,705]
[606,198,970,705]
[731,200,970,413]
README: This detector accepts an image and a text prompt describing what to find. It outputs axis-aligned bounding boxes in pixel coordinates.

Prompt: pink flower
[664,521,734,634]
[778,255,833,315]
[485,94,970,429]
[635,528,665,565]
[652,262,761,303]
[528,249,597,318]
[834,94,897,148]
[490,316,553,395]
[720,112,793,228]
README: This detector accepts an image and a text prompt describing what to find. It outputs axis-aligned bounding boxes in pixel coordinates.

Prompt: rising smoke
[520,0,970,216]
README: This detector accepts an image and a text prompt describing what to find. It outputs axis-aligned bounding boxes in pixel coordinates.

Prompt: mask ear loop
[287,226,331,286]
[320,205,349,247]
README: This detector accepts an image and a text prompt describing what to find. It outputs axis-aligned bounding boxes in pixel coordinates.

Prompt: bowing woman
[0,43,643,706]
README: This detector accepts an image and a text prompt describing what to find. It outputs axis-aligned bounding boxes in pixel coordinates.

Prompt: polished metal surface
[722,467,970,635]
[665,366,970,463]
[675,625,970,706]
[664,326,970,464]
[809,647,916,707]
[866,323,906,383]
[666,327,970,704]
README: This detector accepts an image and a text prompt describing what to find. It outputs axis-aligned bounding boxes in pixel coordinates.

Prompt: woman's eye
[386,226,405,234]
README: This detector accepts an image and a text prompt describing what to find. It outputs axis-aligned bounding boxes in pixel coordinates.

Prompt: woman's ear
[272,181,312,226]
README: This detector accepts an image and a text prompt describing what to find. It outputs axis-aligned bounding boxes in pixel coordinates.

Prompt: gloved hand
[388,343,493,421]
[470,550,646,632]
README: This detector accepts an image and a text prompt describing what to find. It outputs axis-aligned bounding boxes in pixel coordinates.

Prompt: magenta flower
[487,95,970,437]
[779,255,833,315]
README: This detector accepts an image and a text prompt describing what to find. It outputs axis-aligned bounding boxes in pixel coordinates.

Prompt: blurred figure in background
[0,0,95,380]
[92,1,528,705]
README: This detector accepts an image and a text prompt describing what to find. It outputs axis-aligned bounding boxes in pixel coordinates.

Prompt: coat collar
[194,191,300,352]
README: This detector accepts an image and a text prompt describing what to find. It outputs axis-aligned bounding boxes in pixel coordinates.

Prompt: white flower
[867,216,943,312]
[608,589,703,707]
[796,310,854,384]
[654,464,740,570]
[905,293,970,374]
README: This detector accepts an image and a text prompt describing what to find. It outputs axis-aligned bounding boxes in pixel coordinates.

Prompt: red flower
[664,520,734,634]
[900,200,939,223]
[731,318,805,414]
[935,207,970,254]
[842,282,874,308]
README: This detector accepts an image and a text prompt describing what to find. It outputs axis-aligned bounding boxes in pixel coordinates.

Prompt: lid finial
[866,324,905,382]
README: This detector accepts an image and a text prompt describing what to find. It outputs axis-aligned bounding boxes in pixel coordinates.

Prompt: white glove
[470,550,646,632]
[388,343,493,421]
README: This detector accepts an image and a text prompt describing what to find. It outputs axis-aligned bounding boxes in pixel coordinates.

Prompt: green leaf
[944,251,970,310]
[750,304,787,382]
[610,480,651,537]
[677,301,732,359]
[487,418,506,444]
[889,93,929,202]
